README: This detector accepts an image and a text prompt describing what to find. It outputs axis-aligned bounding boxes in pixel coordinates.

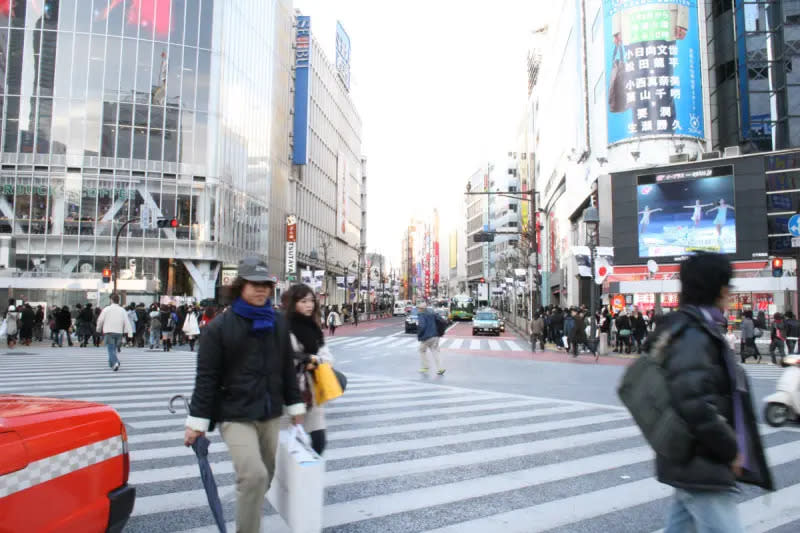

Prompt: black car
[405,307,419,333]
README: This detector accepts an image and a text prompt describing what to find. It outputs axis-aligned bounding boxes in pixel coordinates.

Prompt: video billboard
[604,0,704,144]
[637,166,736,257]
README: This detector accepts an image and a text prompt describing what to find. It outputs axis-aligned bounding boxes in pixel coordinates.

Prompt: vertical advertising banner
[292,16,312,164]
[449,231,458,270]
[433,210,440,286]
[604,0,704,144]
[285,215,297,276]
[336,152,348,240]
[335,21,351,91]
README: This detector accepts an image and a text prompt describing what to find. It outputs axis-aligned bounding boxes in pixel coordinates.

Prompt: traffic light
[473,231,495,243]
[156,218,178,228]
[479,277,485,284]
[772,257,784,278]
[102,268,112,283]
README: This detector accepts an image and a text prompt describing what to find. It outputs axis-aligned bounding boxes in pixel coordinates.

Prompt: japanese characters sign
[604,0,704,144]
[292,16,312,165]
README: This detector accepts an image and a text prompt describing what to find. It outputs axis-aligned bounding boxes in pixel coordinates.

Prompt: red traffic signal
[772,258,784,278]
[156,218,178,228]
[102,268,112,283]
[479,277,485,284]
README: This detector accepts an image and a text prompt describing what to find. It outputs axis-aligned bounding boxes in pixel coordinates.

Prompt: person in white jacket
[182,306,201,351]
[96,294,133,371]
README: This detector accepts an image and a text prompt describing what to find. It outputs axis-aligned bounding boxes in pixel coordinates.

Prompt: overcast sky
[293,0,545,267]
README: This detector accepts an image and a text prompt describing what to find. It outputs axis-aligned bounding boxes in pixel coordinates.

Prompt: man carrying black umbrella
[184,257,305,533]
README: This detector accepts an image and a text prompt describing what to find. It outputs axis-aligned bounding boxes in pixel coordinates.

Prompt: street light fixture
[582,204,600,351]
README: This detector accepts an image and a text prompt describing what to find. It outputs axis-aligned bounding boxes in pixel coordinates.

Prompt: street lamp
[582,204,600,348]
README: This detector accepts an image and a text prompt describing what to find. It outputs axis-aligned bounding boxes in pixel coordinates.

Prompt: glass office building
[709,0,800,151]
[0,0,291,303]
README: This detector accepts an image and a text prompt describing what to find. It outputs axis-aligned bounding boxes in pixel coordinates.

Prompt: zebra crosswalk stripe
[4,348,800,533]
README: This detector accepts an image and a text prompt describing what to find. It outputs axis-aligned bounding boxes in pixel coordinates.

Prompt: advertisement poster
[335,21,351,90]
[604,0,704,144]
[336,152,348,240]
[637,166,736,257]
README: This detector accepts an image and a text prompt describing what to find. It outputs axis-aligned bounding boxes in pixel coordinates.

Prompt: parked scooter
[764,354,800,427]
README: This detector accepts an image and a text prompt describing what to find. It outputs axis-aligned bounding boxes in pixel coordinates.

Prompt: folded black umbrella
[192,434,227,533]
[169,394,227,533]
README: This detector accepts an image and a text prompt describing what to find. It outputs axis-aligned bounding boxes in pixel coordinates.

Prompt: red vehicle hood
[0,395,99,418]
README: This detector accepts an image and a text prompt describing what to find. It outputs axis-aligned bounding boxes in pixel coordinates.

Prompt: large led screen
[637,166,736,257]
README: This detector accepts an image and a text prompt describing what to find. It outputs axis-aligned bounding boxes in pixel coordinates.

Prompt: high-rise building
[289,14,364,307]
[0,0,295,305]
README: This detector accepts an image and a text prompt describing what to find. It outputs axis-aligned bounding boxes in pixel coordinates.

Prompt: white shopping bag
[267,425,324,533]
[562,335,569,347]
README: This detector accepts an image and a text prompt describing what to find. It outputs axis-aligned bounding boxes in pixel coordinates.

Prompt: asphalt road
[1,320,798,532]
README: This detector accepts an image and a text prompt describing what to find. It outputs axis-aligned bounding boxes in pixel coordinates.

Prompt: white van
[393,301,409,316]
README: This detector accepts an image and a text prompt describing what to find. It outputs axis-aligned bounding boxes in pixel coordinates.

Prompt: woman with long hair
[285,283,333,455]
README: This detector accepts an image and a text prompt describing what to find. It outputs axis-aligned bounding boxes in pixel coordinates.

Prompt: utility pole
[319,236,331,306]
[114,218,140,296]
[486,161,492,308]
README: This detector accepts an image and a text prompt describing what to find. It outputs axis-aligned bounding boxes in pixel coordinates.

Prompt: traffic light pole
[113,218,139,295]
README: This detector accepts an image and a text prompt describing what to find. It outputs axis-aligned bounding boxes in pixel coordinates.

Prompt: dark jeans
[310,429,326,455]
[741,337,760,362]
[530,333,544,351]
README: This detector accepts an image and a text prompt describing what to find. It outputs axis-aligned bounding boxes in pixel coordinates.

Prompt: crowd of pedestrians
[529,303,663,357]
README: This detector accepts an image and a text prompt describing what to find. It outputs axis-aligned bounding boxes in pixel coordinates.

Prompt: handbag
[618,320,693,463]
[334,369,347,392]
[608,43,632,113]
[313,362,344,405]
[619,329,631,337]
[267,426,324,533]
[753,327,763,338]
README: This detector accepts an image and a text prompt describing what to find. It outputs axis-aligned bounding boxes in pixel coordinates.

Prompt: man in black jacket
[184,257,305,533]
[658,253,772,532]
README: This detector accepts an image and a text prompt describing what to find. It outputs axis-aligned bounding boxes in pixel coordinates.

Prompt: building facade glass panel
[0,0,291,302]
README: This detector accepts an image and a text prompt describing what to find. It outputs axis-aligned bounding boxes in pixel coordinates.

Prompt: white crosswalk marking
[324,334,549,353]
[3,347,800,533]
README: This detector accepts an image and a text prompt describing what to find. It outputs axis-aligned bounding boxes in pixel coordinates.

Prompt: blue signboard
[292,16,311,165]
[335,21,351,91]
[604,0,704,144]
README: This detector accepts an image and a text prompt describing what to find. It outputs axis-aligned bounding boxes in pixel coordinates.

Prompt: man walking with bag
[184,257,305,533]
[417,301,446,375]
[622,253,772,532]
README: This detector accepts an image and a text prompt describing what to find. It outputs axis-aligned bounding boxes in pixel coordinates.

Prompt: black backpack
[617,316,693,463]
[434,315,447,337]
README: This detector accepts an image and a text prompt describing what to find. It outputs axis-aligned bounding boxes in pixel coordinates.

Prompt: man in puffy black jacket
[184,257,305,533]
[657,253,772,532]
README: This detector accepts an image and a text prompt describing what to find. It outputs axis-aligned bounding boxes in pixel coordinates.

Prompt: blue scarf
[231,297,275,333]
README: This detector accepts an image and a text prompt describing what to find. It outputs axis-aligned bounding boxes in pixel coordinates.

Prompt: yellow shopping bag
[313,363,344,405]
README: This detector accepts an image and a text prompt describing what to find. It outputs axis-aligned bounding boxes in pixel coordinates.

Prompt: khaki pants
[220,418,282,533]
[419,337,442,370]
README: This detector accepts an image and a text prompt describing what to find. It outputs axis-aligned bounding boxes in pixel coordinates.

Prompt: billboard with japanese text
[604,0,704,144]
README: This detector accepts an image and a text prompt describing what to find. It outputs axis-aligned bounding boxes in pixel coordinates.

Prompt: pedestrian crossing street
[326,334,528,353]
[2,348,800,532]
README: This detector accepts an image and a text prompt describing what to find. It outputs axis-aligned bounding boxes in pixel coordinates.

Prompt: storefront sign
[285,214,297,276]
[285,242,297,275]
[0,184,132,199]
[221,268,238,286]
[611,294,626,312]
